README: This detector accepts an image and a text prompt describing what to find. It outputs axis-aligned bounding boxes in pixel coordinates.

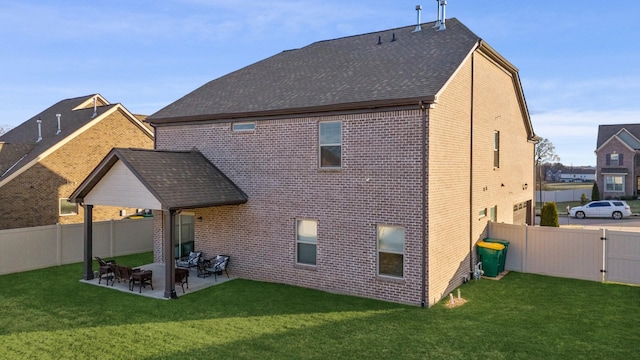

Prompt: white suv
[569,200,632,220]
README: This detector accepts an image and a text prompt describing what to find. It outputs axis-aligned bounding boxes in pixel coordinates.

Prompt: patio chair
[175,267,189,293]
[175,251,202,272]
[111,264,140,287]
[205,255,230,281]
[95,256,116,285]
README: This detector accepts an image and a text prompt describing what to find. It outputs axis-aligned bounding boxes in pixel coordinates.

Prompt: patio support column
[164,209,177,299]
[83,204,94,280]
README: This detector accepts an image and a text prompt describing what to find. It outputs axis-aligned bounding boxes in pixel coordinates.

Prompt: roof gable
[615,128,640,149]
[596,123,640,149]
[149,18,481,123]
[70,148,248,210]
[0,95,153,186]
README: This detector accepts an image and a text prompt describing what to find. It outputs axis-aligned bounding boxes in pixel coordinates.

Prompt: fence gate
[605,230,640,285]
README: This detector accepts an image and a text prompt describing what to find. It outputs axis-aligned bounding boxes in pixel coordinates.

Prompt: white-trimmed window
[377,225,404,277]
[605,175,624,192]
[296,219,317,265]
[319,121,342,168]
[478,208,487,219]
[232,122,256,132]
[59,198,78,216]
[490,206,497,222]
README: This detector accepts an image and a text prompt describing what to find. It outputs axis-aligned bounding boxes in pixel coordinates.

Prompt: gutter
[148,96,437,125]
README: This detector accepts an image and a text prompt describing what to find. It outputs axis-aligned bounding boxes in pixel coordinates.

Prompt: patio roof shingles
[71,148,248,210]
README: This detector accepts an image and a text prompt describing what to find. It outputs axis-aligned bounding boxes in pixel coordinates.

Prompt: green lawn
[1,252,638,359]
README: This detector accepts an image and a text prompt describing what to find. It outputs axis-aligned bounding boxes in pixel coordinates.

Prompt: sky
[1,0,639,166]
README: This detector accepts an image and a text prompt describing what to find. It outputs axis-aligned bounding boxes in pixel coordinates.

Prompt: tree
[0,124,10,136]
[592,182,600,201]
[535,138,560,205]
[540,202,559,227]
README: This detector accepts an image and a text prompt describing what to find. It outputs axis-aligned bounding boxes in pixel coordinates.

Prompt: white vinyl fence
[0,218,153,275]
[536,189,590,203]
[487,222,640,285]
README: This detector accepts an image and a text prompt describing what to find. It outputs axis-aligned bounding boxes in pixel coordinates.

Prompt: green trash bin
[483,238,509,273]
[477,241,505,278]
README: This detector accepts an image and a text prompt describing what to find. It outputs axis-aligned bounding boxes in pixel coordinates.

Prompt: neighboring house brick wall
[596,138,636,198]
[0,109,153,230]
[155,110,426,305]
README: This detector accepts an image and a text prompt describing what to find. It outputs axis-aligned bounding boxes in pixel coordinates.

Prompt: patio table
[129,270,153,293]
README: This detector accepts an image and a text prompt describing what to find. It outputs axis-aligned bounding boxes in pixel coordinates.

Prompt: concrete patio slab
[80,262,235,299]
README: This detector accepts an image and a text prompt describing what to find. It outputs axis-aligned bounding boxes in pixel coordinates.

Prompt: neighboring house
[558,167,595,182]
[595,124,640,198]
[545,169,561,182]
[73,18,536,306]
[0,94,154,230]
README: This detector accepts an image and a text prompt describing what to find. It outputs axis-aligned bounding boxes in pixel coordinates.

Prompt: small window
[60,198,78,216]
[232,122,256,132]
[319,121,342,168]
[479,208,487,218]
[493,131,500,168]
[296,219,317,265]
[610,153,619,166]
[490,206,497,222]
[377,225,404,277]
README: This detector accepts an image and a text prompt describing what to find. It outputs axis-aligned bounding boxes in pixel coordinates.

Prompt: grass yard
[1,252,638,359]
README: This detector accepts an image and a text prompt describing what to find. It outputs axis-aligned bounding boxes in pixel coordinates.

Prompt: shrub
[592,182,600,201]
[540,202,559,227]
[580,193,589,205]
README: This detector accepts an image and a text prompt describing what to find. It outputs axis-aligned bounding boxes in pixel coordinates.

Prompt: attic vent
[36,117,42,142]
[434,0,446,31]
[56,114,62,135]
[413,5,422,32]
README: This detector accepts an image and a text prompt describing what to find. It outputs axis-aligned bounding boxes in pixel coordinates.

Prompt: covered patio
[81,262,236,299]
[69,148,248,299]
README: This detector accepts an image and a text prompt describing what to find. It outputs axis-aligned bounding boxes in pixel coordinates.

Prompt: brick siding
[152,50,534,306]
[596,138,637,198]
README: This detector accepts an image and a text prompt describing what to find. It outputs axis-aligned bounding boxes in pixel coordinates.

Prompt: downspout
[469,51,475,275]
[420,100,427,308]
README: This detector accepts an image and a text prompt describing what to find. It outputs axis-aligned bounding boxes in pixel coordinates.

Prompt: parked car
[569,201,632,220]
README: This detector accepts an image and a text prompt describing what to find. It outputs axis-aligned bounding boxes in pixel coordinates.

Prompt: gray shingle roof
[0,95,117,179]
[70,148,247,210]
[597,124,640,149]
[148,18,481,123]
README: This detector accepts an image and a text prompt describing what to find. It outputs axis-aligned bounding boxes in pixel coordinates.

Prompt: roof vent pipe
[36,117,42,142]
[413,5,422,32]
[435,0,446,31]
[92,96,97,118]
[56,114,61,135]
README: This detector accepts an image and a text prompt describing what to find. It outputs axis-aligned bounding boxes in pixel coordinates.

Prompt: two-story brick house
[595,124,640,198]
[73,18,536,306]
[0,94,154,230]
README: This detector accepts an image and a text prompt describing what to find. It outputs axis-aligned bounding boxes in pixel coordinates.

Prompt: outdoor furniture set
[95,257,153,293]
[177,251,230,281]
[95,251,229,295]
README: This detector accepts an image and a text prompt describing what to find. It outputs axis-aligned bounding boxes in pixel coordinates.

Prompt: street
[537,214,640,231]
